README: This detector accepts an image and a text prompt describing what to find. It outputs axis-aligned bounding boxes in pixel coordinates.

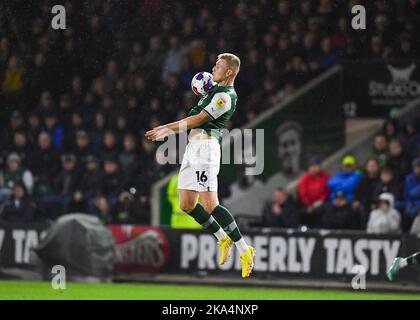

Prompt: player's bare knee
[202,202,218,214]
[180,201,195,213]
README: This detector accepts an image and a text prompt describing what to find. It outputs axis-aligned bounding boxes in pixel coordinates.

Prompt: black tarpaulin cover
[34,213,115,278]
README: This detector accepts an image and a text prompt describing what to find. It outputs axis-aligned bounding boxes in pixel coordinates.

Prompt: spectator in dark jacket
[118,133,140,176]
[100,130,120,160]
[54,153,80,213]
[0,182,35,224]
[373,167,402,207]
[73,130,94,165]
[74,154,103,213]
[399,118,420,160]
[101,156,124,206]
[404,158,420,231]
[354,158,381,212]
[365,134,388,167]
[262,188,300,228]
[319,190,361,230]
[112,190,149,224]
[382,118,400,142]
[328,155,362,202]
[386,139,412,188]
[29,131,60,187]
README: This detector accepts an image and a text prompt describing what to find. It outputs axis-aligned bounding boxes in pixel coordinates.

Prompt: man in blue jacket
[403,158,420,230]
[328,155,362,203]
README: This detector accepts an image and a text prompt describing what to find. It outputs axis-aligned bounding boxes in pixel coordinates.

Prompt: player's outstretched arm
[145,111,210,141]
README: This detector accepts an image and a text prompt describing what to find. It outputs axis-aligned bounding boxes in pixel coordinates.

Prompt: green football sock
[211,205,243,242]
[188,203,224,235]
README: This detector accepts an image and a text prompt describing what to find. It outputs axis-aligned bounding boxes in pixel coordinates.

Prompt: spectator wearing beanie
[328,155,362,203]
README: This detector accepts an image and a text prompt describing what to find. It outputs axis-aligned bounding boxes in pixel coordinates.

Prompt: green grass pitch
[0,281,419,300]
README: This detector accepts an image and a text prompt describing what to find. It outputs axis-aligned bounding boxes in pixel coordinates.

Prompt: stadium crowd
[261,116,420,233]
[0,0,419,227]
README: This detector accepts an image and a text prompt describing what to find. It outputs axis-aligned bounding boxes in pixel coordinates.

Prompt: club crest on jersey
[216,99,225,108]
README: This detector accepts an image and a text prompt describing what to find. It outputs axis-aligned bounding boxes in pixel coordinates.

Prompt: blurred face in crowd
[72,113,83,127]
[380,169,393,183]
[385,122,397,137]
[40,91,53,109]
[76,135,89,149]
[277,0,289,15]
[38,132,51,149]
[169,35,178,48]
[60,95,72,110]
[405,122,416,135]
[389,140,402,157]
[106,60,118,76]
[104,132,116,148]
[333,195,347,207]
[166,74,179,90]
[34,52,45,67]
[104,161,118,174]
[28,114,40,129]
[378,199,390,211]
[309,163,321,175]
[343,164,354,174]
[95,112,105,128]
[321,37,332,53]
[142,138,155,155]
[123,134,136,152]
[371,36,382,55]
[103,96,113,109]
[8,56,20,71]
[87,160,98,171]
[14,185,25,199]
[366,159,379,177]
[273,189,287,204]
[116,116,127,131]
[338,17,348,32]
[10,115,23,129]
[14,132,27,147]
[63,159,76,171]
[414,165,420,176]
[45,115,57,128]
[7,159,20,172]
[374,135,387,152]
[72,76,82,93]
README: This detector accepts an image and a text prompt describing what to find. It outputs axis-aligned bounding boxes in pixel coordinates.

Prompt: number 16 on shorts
[195,171,208,185]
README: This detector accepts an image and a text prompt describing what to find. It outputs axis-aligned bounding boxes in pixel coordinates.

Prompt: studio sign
[369,64,420,98]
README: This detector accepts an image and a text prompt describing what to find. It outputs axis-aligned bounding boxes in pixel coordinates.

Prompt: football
[191,71,215,97]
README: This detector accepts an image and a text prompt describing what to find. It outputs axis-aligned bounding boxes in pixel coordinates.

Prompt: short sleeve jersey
[188,85,237,141]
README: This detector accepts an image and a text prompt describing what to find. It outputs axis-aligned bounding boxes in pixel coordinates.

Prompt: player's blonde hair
[217,53,241,75]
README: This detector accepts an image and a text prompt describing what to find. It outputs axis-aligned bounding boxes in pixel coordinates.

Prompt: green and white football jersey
[188,85,237,141]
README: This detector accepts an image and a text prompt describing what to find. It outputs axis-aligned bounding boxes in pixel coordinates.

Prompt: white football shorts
[178,138,221,192]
